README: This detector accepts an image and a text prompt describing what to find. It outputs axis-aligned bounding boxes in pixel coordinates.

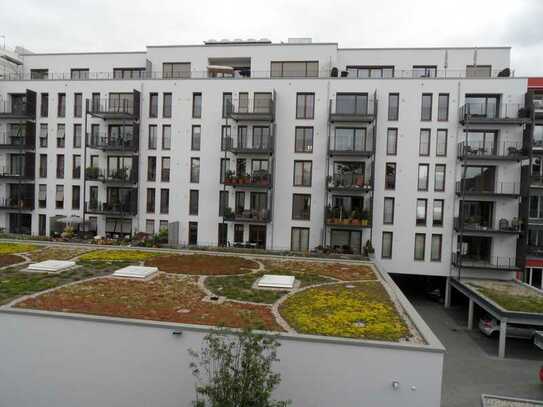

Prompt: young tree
[189,329,290,407]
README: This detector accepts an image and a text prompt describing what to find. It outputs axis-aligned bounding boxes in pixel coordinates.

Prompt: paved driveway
[409,294,543,407]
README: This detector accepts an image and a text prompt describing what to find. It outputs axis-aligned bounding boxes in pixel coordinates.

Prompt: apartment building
[0,38,538,281]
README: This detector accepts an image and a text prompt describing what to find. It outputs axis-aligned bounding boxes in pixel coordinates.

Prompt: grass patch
[0,254,26,267]
[145,254,258,275]
[0,261,130,305]
[279,282,410,342]
[79,249,160,262]
[469,282,543,313]
[206,271,332,304]
[0,242,38,255]
[262,259,375,281]
[29,247,94,262]
[16,274,282,331]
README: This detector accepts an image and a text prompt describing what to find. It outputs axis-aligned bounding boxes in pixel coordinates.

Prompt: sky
[0,0,542,76]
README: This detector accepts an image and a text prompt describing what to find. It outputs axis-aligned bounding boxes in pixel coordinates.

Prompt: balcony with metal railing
[459,103,529,125]
[85,201,137,217]
[85,167,138,185]
[451,252,520,271]
[0,195,35,210]
[0,99,36,120]
[223,136,274,155]
[88,92,140,120]
[0,131,35,150]
[329,98,377,123]
[223,207,271,223]
[325,206,372,229]
[455,180,520,197]
[224,171,272,189]
[327,173,372,194]
[226,97,275,122]
[87,133,139,152]
[328,132,373,157]
[453,216,521,235]
[457,141,526,161]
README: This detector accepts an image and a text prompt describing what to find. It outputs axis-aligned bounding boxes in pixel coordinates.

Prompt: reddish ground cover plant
[0,254,25,267]
[262,259,375,281]
[145,254,259,275]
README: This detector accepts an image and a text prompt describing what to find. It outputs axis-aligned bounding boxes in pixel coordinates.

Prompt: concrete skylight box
[26,260,76,273]
[112,265,158,280]
[257,274,296,289]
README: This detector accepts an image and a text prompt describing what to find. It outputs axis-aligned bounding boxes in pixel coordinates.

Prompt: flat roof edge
[21,51,146,57]
[339,46,512,51]
[147,42,338,49]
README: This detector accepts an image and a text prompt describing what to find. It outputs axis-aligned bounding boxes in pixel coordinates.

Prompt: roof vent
[247,38,257,42]
[206,39,217,43]
[220,39,230,42]
[287,37,312,44]
[233,38,243,42]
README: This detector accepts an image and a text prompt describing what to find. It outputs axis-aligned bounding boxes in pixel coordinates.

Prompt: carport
[446,277,543,359]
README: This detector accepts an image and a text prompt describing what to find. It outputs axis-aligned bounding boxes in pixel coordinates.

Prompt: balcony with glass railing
[0,131,35,150]
[325,205,372,229]
[87,133,139,152]
[223,207,271,223]
[85,167,138,185]
[327,173,371,194]
[454,216,520,234]
[451,252,520,271]
[459,102,528,125]
[88,92,140,120]
[456,180,520,197]
[329,97,377,123]
[224,136,274,155]
[85,200,137,216]
[328,129,373,157]
[224,171,272,189]
[457,141,525,161]
[226,96,274,122]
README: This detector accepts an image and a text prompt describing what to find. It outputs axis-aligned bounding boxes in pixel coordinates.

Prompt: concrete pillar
[467,298,474,330]
[444,277,452,308]
[498,319,507,359]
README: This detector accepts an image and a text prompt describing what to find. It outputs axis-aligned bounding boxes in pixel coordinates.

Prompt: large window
[57,124,65,148]
[414,234,426,261]
[433,200,444,226]
[72,185,80,210]
[160,189,169,214]
[189,190,199,215]
[113,68,145,79]
[149,93,158,118]
[163,62,191,79]
[421,93,432,121]
[462,166,496,193]
[39,154,47,177]
[291,227,310,252]
[222,93,232,118]
[219,190,229,216]
[418,164,429,191]
[332,161,364,188]
[293,161,312,186]
[434,164,446,192]
[386,128,398,155]
[412,65,437,78]
[146,188,155,213]
[382,232,393,259]
[148,125,157,150]
[191,125,201,151]
[40,93,48,117]
[73,124,82,148]
[438,93,449,121]
[74,93,82,118]
[431,234,443,261]
[347,65,394,78]
[56,154,64,179]
[333,128,370,152]
[416,199,428,226]
[383,197,394,224]
[192,92,202,118]
[463,130,497,155]
[292,194,311,220]
[295,127,313,153]
[252,126,270,149]
[38,184,47,208]
[147,157,156,181]
[385,163,396,190]
[271,61,319,78]
[220,158,230,184]
[465,94,499,118]
[388,93,399,120]
[161,157,171,182]
[71,68,89,80]
[335,93,368,115]
[188,222,198,245]
[163,93,172,118]
[296,93,315,119]
[162,125,171,150]
[190,158,200,183]
[39,124,48,148]
[466,65,492,78]
[55,185,64,209]
[419,129,431,156]
[436,129,448,157]
[57,93,66,117]
[72,155,81,179]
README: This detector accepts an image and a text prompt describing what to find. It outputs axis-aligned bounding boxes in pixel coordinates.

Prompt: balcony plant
[351,210,361,225]
[361,210,370,226]
[223,207,234,219]
[85,166,99,180]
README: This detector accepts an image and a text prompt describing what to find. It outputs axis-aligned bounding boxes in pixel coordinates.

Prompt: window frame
[437,93,449,121]
[295,126,314,153]
[416,198,428,226]
[383,197,395,224]
[434,164,446,192]
[431,234,443,261]
[414,233,426,261]
[382,232,393,259]
[388,93,399,121]
[421,93,433,121]
[419,129,431,156]
[295,93,315,120]
[292,193,311,220]
[417,164,429,191]
[293,160,312,186]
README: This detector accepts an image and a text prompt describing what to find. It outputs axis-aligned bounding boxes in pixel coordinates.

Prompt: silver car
[478,316,537,340]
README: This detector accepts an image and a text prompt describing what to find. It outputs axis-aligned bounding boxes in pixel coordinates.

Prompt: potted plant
[351,210,360,225]
[85,166,99,179]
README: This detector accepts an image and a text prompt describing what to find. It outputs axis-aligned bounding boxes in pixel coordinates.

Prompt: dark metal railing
[0,132,34,149]
[0,196,34,209]
[85,201,137,216]
[325,206,372,226]
[87,134,139,151]
[224,171,272,188]
[459,103,527,121]
[328,173,371,190]
[0,166,34,179]
[456,180,520,195]
[89,98,135,115]
[223,207,271,222]
[451,252,519,270]
[454,217,520,232]
[85,167,138,183]
[223,136,274,154]
[457,141,525,159]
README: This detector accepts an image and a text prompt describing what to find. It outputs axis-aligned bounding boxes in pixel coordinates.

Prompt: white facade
[0,39,529,278]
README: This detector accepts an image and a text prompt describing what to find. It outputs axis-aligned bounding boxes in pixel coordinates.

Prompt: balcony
[459,103,528,125]
[457,141,525,161]
[85,167,138,185]
[525,92,543,121]
[224,171,272,189]
[327,174,371,194]
[0,195,35,210]
[0,90,36,120]
[451,252,520,271]
[224,136,274,155]
[87,133,139,152]
[88,91,140,120]
[325,206,371,229]
[227,96,275,122]
[455,181,520,198]
[85,201,137,217]
[453,217,520,235]
[329,98,377,123]
[223,207,271,223]
[527,245,543,258]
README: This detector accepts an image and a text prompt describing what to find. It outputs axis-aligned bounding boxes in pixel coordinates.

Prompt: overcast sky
[0,0,541,76]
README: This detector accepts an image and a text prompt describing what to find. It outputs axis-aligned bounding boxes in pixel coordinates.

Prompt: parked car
[478,316,538,339]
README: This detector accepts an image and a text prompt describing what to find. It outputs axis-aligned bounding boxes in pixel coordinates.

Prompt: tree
[189,329,290,407]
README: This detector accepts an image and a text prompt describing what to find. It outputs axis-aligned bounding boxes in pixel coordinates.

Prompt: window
[72,155,81,179]
[147,157,156,181]
[421,93,432,121]
[385,163,396,190]
[382,232,393,259]
[234,224,244,243]
[219,190,229,216]
[113,68,145,79]
[333,128,370,152]
[73,124,82,148]
[466,65,492,78]
[38,184,47,208]
[438,94,449,121]
[57,124,65,148]
[188,221,198,245]
[163,93,172,118]
[335,93,368,115]
[70,68,89,80]
[433,200,444,226]
[252,126,270,150]
[146,188,155,213]
[163,62,191,79]
[347,65,394,78]
[220,158,230,184]
[55,185,64,209]
[191,125,201,151]
[388,93,399,120]
[162,125,171,150]
[189,190,199,215]
[293,161,312,186]
[190,158,200,183]
[412,65,437,78]
[161,157,170,182]
[222,93,232,118]
[159,220,168,233]
[383,197,394,224]
[416,199,428,226]
[160,189,169,214]
[91,93,100,111]
[465,94,499,118]
[296,93,315,119]
[295,127,313,153]
[192,93,202,118]
[39,154,47,178]
[431,234,442,261]
[89,186,98,210]
[221,125,231,151]
[149,93,158,118]
[72,185,80,210]
[436,129,447,157]
[74,93,82,117]
[39,124,48,148]
[414,233,426,261]
[57,93,66,117]
[148,125,157,149]
[292,194,311,220]
[31,69,48,79]
[145,220,155,235]
[291,227,310,251]
[386,128,397,155]
[271,61,319,78]
[56,154,64,179]
[463,130,498,155]
[434,164,446,192]
[419,129,430,156]
[40,93,48,117]
[418,164,429,191]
